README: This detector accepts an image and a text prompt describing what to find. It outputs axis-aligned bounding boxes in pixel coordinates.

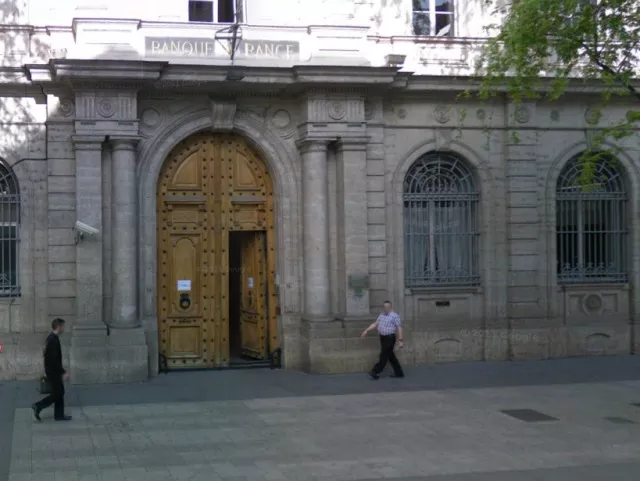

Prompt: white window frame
[188,0,245,23]
[412,0,455,37]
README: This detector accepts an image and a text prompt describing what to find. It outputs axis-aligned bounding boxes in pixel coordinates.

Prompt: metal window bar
[404,152,480,287]
[556,154,627,284]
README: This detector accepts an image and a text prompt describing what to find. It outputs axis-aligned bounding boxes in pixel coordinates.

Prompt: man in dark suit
[32,318,72,422]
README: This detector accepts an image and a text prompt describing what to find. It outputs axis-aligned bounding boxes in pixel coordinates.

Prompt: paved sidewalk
[3,356,640,481]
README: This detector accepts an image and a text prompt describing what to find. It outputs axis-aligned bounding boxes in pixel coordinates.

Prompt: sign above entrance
[145,37,300,61]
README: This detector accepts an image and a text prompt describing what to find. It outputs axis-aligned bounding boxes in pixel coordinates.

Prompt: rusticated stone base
[297,317,635,374]
[70,325,148,384]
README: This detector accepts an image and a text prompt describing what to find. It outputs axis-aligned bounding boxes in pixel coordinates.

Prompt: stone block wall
[367,96,640,370]
[0,95,52,380]
[46,114,77,327]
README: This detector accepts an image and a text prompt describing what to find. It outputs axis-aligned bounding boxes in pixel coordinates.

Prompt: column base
[69,325,148,384]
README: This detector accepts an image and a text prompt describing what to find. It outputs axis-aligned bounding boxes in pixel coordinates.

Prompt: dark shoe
[54,416,72,422]
[31,404,41,422]
[390,373,405,378]
[368,371,379,380]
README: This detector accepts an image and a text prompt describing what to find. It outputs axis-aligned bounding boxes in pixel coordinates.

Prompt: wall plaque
[145,37,300,61]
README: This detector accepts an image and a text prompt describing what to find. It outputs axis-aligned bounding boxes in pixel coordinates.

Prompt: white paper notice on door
[248,277,254,288]
[177,280,192,291]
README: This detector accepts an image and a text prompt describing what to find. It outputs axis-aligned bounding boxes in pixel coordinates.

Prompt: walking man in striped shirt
[361,300,404,380]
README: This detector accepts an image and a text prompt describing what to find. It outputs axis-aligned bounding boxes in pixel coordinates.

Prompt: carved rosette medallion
[396,108,407,119]
[476,109,485,121]
[434,105,452,124]
[327,101,346,121]
[266,106,295,139]
[583,293,603,314]
[58,98,75,117]
[140,107,163,131]
[97,99,116,118]
[550,110,560,122]
[514,105,530,123]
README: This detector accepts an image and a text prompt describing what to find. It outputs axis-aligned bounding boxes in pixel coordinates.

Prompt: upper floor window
[413,0,454,37]
[188,0,244,23]
[0,162,20,296]
[556,153,627,284]
[403,152,479,287]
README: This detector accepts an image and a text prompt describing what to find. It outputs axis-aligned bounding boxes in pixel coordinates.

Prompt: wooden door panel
[158,132,277,369]
[232,150,262,192]
[171,150,203,189]
[239,232,268,359]
[168,234,201,317]
[169,325,201,358]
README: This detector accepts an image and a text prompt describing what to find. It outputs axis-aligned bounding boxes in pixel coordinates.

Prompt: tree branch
[592,57,640,101]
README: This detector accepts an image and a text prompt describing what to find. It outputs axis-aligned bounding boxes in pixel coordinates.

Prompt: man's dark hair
[51,318,66,330]
[383,300,392,305]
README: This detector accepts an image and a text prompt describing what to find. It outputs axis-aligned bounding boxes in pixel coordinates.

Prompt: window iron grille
[0,162,20,297]
[556,153,627,284]
[404,152,479,287]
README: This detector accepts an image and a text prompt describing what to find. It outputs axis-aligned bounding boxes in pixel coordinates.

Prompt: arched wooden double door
[157,132,277,369]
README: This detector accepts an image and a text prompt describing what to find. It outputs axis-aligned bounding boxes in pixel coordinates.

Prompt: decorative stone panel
[298,92,366,140]
[74,90,139,136]
[561,285,629,325]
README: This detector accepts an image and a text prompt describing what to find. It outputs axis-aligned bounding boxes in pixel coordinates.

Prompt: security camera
[74,221,99,236]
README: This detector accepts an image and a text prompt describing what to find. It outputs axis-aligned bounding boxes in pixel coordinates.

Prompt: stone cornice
[21,61,403,95]
[18,59,640,99]
[292,66,399,86]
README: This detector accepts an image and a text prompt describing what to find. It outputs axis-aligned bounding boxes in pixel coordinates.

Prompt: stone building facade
[0,0,638,382]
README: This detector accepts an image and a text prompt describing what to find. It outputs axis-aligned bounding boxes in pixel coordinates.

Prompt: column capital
[72,135,106,150]
[295,138,331,154]
[334,136,369,152]
[110,136,140,152]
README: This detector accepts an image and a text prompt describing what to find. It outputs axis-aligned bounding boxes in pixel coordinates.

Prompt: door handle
[179,293,192,310]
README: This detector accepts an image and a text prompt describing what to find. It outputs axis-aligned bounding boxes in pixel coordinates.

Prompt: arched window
[0,163,20,295]
[403,152,480,287]
[556,153,627,284]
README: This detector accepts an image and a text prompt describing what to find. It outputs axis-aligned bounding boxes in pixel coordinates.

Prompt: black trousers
[371,334,404,376]
[35,375,65,419]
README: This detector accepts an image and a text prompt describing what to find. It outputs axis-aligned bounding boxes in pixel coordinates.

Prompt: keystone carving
[211,99,237,131]
[585,107,601,125]
[434,105,452,124]
[513,105,530,123]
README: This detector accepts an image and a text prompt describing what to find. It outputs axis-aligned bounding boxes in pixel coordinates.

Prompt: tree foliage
[475,0,640,170]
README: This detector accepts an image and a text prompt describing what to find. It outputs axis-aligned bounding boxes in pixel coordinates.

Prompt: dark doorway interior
[229,232,243,359]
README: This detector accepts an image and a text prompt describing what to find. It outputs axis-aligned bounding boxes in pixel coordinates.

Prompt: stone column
[72,136,105,327]
[298,140,331,319]
[110,137,139,328]
[335,138,370,316]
